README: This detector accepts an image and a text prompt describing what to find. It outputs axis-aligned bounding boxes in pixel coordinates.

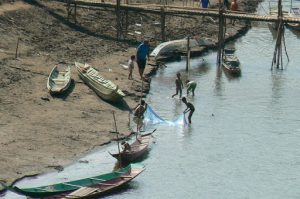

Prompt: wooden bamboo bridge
[68,0,300,23]
[65,0,300,69]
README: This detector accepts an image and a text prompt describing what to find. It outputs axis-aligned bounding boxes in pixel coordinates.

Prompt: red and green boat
[2,163,144,198]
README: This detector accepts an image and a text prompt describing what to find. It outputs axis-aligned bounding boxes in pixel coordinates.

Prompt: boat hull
[47,66,71,94]
[9,164,143,198]
[110,133,154,163]
[75,62,125,103]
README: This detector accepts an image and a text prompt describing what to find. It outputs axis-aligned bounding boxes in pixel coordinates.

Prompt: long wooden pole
[217,0,224,65]
[15,37,20,59]
[112,111,122,165]
[186,36,190,72]
[160,6,166,41]
[116,0,121,40]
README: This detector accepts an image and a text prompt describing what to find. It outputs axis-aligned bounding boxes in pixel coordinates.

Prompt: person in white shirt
[128,55,135,80]
[186,80,197,96]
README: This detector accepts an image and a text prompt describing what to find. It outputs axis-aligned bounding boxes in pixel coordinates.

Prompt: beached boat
[75,62,125,103]
[47,66,71,94]
[109,130,155,163]
[150,38,200,62]
[222,48,241,75]
[286,7,300,31]
[2,163,144,198]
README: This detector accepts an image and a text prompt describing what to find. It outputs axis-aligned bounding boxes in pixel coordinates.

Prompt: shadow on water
[50,79,75,100]
[214,65,224,96]
[222,67,242,81]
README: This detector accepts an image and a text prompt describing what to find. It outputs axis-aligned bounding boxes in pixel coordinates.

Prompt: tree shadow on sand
[105,98,131,112]
[23,0,138,46]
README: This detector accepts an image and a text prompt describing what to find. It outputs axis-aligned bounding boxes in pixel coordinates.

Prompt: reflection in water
[271,70,285,103]
[214,65,223,96]
[222,66,242,81]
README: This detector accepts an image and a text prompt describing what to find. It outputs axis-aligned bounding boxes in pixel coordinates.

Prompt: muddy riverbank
[0,0,260,191]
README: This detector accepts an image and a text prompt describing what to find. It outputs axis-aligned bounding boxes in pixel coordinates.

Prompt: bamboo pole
[217,0,224,65]
[271,0,288,70]
[112,111,122,165]
[186,36,190,72]
[74,2,77,24]
[116,0,121,40]
[15,37,20,59]
[160,6,166,41]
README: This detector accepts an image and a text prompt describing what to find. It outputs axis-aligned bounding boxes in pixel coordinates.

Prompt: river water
[4,1,300,199]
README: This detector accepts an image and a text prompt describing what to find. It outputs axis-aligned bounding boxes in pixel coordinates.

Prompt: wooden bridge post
[66,0,77,24]
[116,0,122,40]
[186,36,190,72]
[124,0,129,38]
[271,0,289,70]
[160,6,166,41]
[217,1,225,65]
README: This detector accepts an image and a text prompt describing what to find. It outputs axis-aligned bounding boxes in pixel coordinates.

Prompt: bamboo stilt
[160,6,166,41]
[217,1,225,65]
[186,36,190,72]
[116,0,121,40]
[15,37,20,59]
[271,0,289,70]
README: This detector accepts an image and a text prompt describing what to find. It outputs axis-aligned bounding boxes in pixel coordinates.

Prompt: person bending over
[182,97,195,124]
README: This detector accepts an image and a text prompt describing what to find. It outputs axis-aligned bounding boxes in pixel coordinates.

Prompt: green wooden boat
[75,62,125,103]
[2,163,144,198]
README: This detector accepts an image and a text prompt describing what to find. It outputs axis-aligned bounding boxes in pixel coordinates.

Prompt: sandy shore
[0,0,260,191]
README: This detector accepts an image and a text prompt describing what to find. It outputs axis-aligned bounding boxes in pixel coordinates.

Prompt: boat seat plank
[65,187,99,198]
[52,79,66,82]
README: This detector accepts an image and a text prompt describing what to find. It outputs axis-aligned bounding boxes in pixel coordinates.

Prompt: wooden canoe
[75,62,125,103]
[109,131,155,163]
[3,163,144,198]
[47,66,71,94]
[286,8,300,31]
[222,50,241,75]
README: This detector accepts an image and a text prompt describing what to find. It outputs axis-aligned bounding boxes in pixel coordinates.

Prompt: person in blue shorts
[200,0,210,8]
[136,40,150,80]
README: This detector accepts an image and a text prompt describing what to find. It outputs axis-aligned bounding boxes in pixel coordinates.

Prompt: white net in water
[144,105,188,126]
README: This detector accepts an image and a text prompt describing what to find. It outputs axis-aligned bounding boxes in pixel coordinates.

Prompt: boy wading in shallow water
[132,100,148,132]
[172,72,183,98]
[182,97,195,124]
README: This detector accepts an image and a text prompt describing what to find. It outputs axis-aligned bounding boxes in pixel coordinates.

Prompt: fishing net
[144,105,188,127]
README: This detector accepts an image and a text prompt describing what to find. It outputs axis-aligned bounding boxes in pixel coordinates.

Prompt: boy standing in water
[132,100,148,132]
[172,72,183,98]
[182,97,195,124]
[186,80,197,96]
[128,55,135,80]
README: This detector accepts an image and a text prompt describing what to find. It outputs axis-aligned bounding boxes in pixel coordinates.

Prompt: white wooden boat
[286,7,300,30]
[47,66,71,94]
[75,62,125,103]
[150,38,200,61]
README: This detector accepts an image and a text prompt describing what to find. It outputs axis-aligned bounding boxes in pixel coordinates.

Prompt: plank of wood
[65,187,98,198]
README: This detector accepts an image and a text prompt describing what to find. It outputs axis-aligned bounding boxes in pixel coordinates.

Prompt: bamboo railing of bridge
[65,0,299,69]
